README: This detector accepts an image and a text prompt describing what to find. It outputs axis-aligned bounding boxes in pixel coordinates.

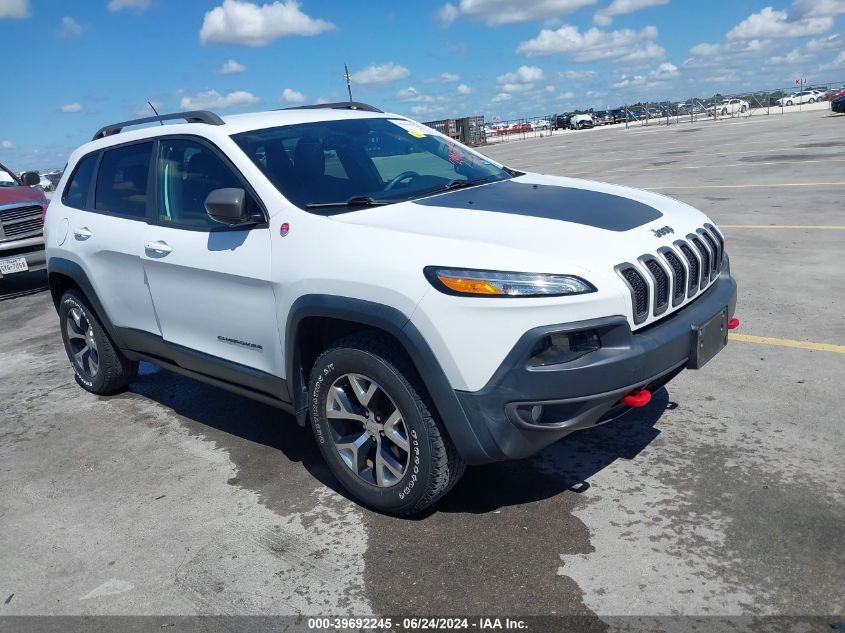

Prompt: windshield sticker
[389,119,428,138]
[0,170,15,184]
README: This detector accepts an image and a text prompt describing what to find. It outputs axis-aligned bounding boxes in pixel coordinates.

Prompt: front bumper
[453,269,737,463]
[0,235,46,277]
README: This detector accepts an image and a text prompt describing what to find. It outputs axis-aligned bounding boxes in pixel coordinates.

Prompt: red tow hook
[622,389,652,407]
[728,317,740,330]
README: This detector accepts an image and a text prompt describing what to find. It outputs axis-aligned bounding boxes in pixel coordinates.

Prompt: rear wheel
[808,98,815,104]
[308,334,465,514]
[59,290,138,394]
[741,105,748,113]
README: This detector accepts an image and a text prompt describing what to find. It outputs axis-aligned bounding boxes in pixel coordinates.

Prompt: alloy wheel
[66,307,99,379]
[325,373,410,487]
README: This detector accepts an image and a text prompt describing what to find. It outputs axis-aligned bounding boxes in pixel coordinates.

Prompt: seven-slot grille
[0,205,44,241]
[617,225,724,325]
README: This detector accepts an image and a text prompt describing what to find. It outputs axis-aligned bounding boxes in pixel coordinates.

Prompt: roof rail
[282,101,383,113]
[92,110,225,141]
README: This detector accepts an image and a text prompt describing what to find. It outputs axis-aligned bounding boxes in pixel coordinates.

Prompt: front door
[141,136,282,377]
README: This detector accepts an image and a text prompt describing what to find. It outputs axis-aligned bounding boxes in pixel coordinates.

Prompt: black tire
[808,98,815,104]
[308,333,465,515]
[59,290,138,394]
[786,101,793,106]
[741,105,748,113]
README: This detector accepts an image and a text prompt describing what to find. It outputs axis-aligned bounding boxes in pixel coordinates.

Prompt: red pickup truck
[0,161,49,279]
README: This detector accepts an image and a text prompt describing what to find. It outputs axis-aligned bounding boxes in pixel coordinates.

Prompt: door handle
[73,227,92,240]
[144,241,173,255]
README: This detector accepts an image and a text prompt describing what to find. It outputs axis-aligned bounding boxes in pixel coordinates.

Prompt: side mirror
[22,171,41,187]
[205,188,251,226]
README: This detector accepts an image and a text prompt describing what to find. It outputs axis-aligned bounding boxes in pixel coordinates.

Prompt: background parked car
[707,98,750,116]
[776,91,820,106]
[553,113,573,130]
[570,113,594,129]
[593,110,615,125]
[832,94,845,114]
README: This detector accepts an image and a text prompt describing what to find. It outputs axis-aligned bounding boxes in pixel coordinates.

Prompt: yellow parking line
[730,333,845,353]
[720,224,845,229]
[648,182,845,190]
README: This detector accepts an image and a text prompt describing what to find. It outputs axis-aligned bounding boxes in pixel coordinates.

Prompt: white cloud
[59,16,84,37]
[651,61,679,79]
[1,140,14,149]
[819,49,845,69]
[439,0,598,26]
[611,61,678,88]
[279,88,306,104]
[410,104,446,117]
[218,59,246,74]
[491,92,513,103]
[560,69,597,79]
[200,0,335,46]
[558,90,575,99]
[436,2,459,25]
[517,24,664,64]
[727,6,832,40]
[351,62,410,85]
[497,65,545,83]
[790,0,845,18]
[433,72,460,82]
[499,82,536,93]
[180,89,259,110]
[456,83,474,95]
[61,103,82,113]
[107,0,150,10]
[395,87,434,103]
[0,0,28,18]
[594,0,668,26]
[315,96,330,104]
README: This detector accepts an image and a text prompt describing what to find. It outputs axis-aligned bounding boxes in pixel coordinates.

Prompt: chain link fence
[481,80,845,144]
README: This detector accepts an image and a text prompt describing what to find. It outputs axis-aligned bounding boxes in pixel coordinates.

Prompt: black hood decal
[412,180,662,232]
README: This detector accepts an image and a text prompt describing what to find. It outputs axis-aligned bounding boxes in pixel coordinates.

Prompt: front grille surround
[615,263,650,325]
[688,235,711,290]
[618,225,726,328]
[658,247,687,307]
[639,255,670,316]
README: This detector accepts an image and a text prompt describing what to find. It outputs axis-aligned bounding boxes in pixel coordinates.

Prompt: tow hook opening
[621,389,652,407]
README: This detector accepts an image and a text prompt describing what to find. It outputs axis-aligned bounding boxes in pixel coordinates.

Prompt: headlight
[424,267,596,298]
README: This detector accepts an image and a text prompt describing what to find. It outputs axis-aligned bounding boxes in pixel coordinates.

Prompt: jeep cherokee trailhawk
[45,104,738,514]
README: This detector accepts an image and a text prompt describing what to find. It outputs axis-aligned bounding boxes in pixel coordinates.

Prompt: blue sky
[1,0,844,170]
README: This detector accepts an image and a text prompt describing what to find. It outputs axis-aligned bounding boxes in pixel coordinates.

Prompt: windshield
[232,117,511,212]
[0,167,19,187]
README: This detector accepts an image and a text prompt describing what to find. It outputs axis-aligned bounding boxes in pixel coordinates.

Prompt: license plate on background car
[0,257,29,275]
[688,307,728,369]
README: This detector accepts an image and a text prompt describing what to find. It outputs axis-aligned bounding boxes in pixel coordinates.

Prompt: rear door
[59,142,160,335]
[141,136,281,376]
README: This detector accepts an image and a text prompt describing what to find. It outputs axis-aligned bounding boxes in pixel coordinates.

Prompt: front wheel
[308,334,465,515]
[786,101,793,106]
[808,98,815,104]
[59,290,138,394]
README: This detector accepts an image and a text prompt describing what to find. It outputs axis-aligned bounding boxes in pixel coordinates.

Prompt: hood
[0,185,47,207]
[331,173,712,275]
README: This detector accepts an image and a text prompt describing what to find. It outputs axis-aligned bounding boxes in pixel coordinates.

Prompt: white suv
[45,103,737,514]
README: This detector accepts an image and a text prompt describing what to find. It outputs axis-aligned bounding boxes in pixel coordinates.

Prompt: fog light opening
[530,405,544,424]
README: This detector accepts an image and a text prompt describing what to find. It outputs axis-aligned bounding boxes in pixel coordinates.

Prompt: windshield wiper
[305,195,397,209]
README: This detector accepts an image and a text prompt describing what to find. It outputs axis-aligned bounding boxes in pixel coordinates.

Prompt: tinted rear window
[62,154,97,209]
[94,142,152,219]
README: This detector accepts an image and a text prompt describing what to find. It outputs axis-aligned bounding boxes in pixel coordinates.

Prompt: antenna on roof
[344,63,353,103]
[148,101,164,125]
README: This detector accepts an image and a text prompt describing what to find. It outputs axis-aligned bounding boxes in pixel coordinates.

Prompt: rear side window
[62,154,97,209]
[95,142,152,219]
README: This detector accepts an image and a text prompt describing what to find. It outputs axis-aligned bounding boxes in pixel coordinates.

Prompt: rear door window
[62,153,98,209]
[94,142,152,219]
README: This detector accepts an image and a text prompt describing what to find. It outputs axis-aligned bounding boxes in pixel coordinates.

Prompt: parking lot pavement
[1,109,843,625]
